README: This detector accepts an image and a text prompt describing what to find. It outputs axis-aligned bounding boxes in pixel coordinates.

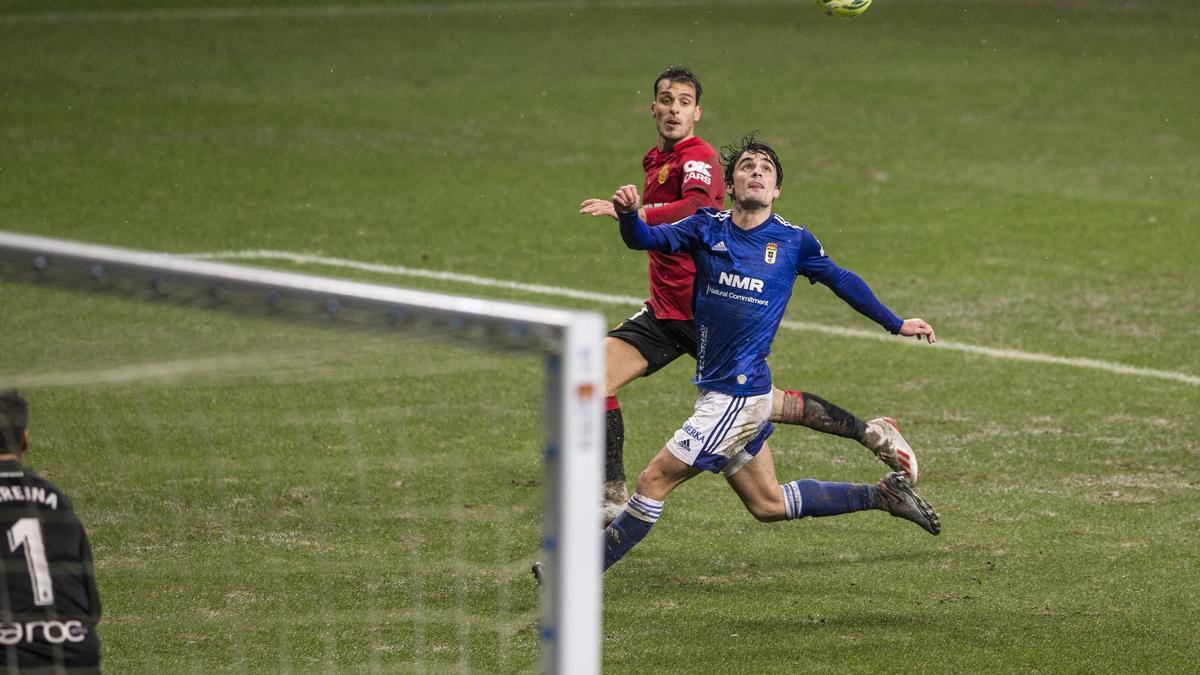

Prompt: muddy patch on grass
[1065,470,1195,492]
[1064,469,1197,504]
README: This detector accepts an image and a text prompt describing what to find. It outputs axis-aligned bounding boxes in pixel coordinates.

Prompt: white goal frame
[0,230,603,674]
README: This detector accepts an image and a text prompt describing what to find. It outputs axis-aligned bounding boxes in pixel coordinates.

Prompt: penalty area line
[1,353,295,389]
[186,249,1200,387]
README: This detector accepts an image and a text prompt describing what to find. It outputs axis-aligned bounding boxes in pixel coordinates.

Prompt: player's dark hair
[653,65,702,103]
[0,390,29,453]
[721,131,783,189]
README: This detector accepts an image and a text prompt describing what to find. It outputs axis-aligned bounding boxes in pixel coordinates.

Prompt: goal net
[0,231,602,673]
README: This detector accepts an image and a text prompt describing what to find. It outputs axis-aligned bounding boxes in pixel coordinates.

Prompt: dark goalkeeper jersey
[0,459,101,672]
[619,207,903,396]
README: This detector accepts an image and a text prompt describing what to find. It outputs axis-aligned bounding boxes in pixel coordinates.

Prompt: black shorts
[607,304,696,376]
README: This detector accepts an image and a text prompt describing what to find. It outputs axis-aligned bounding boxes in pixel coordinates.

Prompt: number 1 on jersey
[8,518,55,606]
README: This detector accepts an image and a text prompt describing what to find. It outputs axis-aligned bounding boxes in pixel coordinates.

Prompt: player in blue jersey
[581,66,919,525]
[603,134,940,570]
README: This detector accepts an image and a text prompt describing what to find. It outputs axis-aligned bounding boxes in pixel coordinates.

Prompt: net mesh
[2,271,557,671]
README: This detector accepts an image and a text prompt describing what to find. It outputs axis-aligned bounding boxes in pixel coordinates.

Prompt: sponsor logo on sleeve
[682,160,712,185]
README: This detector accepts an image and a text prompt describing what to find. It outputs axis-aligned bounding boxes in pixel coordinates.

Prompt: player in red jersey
[581,67,918,522]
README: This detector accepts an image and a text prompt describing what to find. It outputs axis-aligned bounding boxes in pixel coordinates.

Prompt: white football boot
[865,417,919,485]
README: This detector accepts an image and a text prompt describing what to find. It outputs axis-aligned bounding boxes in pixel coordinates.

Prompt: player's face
[729,151,781,209]
[651,80,701,146]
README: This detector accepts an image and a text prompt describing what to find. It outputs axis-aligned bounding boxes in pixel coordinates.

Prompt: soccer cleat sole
[878,472,940,536]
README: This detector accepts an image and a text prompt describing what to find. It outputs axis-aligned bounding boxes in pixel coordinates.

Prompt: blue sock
[603,493,662,570]
[781,480,876,519]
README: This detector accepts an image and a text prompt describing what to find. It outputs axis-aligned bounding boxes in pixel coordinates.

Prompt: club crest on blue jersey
[764,242,778,264]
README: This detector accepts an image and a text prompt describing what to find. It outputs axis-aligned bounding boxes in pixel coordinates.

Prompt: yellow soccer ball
[815,0,872,17]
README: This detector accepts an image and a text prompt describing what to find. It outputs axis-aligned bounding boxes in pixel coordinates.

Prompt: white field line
[187,249,1200,387]
[1,354,287,389]
[186,249,645,306]
[0,0,747,24]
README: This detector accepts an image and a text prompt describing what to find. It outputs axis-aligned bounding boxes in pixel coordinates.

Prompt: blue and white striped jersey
[619,207,903,396]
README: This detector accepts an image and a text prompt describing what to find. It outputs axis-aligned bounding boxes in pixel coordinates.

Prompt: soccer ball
[815,0,872,17]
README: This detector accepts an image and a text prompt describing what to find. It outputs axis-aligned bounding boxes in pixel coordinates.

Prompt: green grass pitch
[2,0,1198,671]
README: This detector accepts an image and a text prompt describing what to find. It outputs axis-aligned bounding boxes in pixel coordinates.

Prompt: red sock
[779,389,806,425]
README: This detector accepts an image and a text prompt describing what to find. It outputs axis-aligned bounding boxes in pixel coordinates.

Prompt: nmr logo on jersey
[718,271,764,293]
[683,160,712,185]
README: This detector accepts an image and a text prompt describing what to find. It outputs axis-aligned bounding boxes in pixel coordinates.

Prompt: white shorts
[666,390,774,476]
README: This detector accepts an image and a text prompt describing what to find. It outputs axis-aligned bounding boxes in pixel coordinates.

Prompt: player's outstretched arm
[613,185,700,253]
[581,197,647,222]
[898,318,937,344]
[613,185,671,252]
[580,198,618,220]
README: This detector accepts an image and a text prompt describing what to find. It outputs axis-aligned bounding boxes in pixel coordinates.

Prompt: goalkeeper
[602,134,940,570]
[0,391,102,672]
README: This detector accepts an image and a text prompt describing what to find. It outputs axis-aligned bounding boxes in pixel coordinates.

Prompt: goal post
[0,230,604,674]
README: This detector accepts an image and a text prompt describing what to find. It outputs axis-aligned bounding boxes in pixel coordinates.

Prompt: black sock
[605,405,625,483]
[800,392,867,440]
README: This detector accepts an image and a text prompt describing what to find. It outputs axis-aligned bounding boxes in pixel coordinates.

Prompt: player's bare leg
[602,336,651,524]
[769,387,920,484]
[633,445,702,501]
[723,442,788,522]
